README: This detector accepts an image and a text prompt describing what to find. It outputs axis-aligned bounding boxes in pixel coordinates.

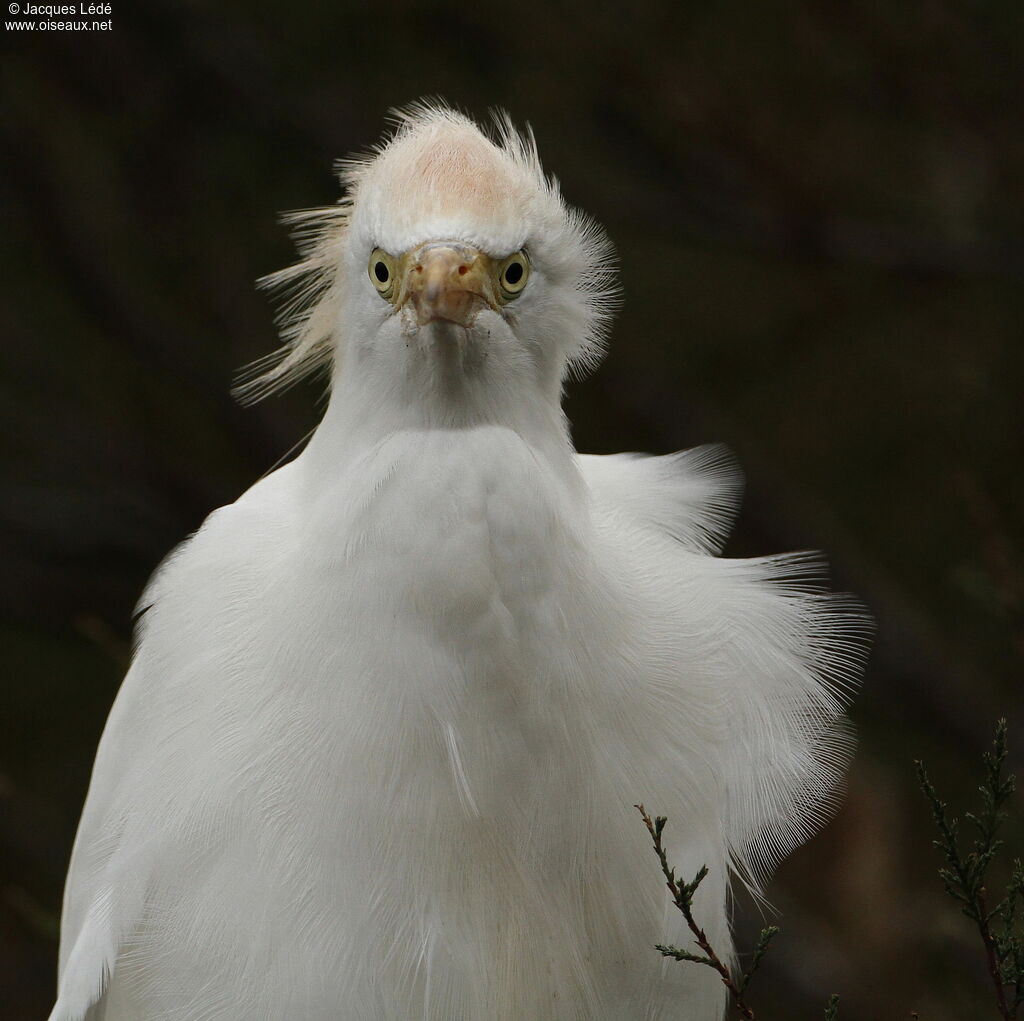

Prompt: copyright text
[5,2,114,30]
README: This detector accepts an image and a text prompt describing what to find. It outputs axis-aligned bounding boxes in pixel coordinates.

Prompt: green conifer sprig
[916,719,1023,1019]
[636,803,839,1020]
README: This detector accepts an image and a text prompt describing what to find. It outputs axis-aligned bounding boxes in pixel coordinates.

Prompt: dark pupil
[374,261,390,283]
[503,261,523,286]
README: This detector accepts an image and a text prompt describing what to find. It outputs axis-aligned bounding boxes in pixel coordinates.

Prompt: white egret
[51,104,868,1021]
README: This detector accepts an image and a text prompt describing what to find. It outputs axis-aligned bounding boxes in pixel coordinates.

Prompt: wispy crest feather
[233,203,350,404]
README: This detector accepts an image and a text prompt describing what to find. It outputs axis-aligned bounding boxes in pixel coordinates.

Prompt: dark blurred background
[2,1,1022,1017]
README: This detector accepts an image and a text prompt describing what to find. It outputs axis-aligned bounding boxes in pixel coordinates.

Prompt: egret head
[238,104,617,417]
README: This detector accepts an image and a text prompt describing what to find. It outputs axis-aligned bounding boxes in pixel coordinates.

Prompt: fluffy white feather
[51,105,869,1021]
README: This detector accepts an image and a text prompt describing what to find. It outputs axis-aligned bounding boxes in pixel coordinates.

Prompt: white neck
[303,325,574,477]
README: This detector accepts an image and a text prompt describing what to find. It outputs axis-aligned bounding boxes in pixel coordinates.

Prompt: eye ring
[368,249,397,300]
[497,250,530,301]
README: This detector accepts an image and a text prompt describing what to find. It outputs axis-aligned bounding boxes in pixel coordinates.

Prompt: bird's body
[51,107,867,1021]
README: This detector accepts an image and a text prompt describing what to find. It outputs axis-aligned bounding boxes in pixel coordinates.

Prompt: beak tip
[400,242,496,330]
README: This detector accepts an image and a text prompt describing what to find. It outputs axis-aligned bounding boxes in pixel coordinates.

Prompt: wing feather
[581,447,871,889]
[578,444,743,555]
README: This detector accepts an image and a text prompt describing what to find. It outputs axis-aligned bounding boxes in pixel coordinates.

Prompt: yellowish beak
[397,243,500,327]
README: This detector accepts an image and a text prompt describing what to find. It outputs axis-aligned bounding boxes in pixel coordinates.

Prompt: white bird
[51,104,868,1021]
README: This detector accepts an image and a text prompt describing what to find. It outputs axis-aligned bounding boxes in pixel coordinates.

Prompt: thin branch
[739,926,780,996]
[917,719,1019,1020]
[636,804,758,1019]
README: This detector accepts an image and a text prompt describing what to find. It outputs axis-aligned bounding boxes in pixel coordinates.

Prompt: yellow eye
[368,249,397,300]
[497,250,530,301]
